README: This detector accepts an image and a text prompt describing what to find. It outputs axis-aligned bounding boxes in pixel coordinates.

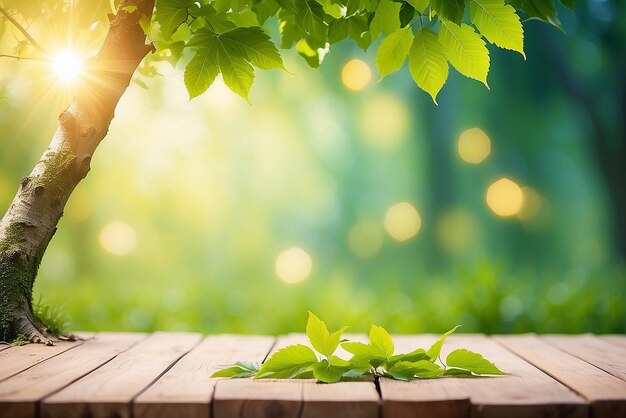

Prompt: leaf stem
[0,6,48,54]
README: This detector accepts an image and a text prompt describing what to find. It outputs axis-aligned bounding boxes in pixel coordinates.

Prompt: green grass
[34,262,626,335]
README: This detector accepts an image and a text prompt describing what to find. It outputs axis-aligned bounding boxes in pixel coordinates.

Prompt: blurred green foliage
[0,1,624,334]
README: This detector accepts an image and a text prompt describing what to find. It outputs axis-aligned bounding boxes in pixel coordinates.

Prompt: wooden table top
[0,332,625,418]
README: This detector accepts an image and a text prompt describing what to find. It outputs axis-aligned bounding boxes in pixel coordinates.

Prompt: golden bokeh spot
[384,202,422,242]
[99,221,137,256]
[341,59,371,91]
[486,178,524,217]
[358,94,410,150]
[65,187,93,223]
[458,127,491,164]
[51,49,83,85]
[518,186,542,221]
[275,247,312,284]
[348,220,383,257]
[436,208,476,252]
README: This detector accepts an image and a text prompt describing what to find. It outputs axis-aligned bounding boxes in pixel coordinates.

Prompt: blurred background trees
[0,0,623,334]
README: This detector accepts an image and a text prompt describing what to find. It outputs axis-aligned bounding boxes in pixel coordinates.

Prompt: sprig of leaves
[211,312,505,383]
[146,0,571,104]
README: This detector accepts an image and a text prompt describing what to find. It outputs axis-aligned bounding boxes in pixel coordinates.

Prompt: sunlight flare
[51,49,83,84]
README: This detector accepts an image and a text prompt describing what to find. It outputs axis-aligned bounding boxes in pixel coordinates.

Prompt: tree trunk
[0,0,155,344]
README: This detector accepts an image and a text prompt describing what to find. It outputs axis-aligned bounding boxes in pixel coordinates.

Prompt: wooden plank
[0,333,93,382]
[496,334,626,418]
[600,335,626,350]
[41,332,202,418]
[133,335,275,418]
[301,379,380,418]
[380,335,469,418]
[214,379,303,418]
[0,332,146,418]
[380,334,588,418]
[213,334,300,418]
[213,333,380,418]
[543,335,626,382]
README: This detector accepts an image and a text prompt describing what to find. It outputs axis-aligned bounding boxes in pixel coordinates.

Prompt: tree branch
[0,54,40,61]
[0,6,47,54]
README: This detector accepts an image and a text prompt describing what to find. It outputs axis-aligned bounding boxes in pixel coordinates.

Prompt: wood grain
[544,335,626,382]
[380,334,588,418]
[214,333,380,418]
[0,333,93,383]
[600,335,626,350]
[134,335,275,418]
[287,333,380,418]
[496,334,626,418]
[41,332,202,418]
[380,335,469,418]
[0,333,146,418]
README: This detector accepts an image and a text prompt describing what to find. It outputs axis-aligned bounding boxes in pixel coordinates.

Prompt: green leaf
[155,0,189,38]
[446,349,506,375]
[369,325,394,359]
[253,0,281,24]
[387,360,444,381]
[511,0,561,28]
[470,0,525,58]
[406,0,430,13]
[387,347,430,369]
[312,359,350,383]
[296,39,328,67]
[316,0,345,18]
[443,367,474,376]
[256,344,319,378]
[329,18,350,43]
[306,311,331,355]
[212,361,260,378]
[219,27,285,70]
[347,14,372,50]
[299,0,328,46]
[306,312,348,358]
[184,41,220,99]
[430,0,466,25]
[218,41,255,101]
[426,325,460,361]
[408,28,449,104]
[342,341,376,357]
[376,26,414,79]
[438,21,490,87]
[370,0,401,40]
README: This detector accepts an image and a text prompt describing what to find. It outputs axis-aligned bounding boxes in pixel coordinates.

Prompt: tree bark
[0,0,155,344]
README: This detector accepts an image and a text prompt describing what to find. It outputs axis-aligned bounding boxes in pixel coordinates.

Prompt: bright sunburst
[51,49,83,84]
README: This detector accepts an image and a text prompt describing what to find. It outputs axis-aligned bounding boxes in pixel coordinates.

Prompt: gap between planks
[380,334,589,418]
[212,333,380,418]
[0,332,94,383]
[133,335,276,418]
[494,334,626,418]
[40,332,202,418]
[0,332,147,418]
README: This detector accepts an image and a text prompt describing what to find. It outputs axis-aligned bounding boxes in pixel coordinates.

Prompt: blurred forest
[0,0,624,334]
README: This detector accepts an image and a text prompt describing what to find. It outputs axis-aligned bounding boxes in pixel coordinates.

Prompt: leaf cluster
[0,1,571,103]
[146,0,571,103]
[212,312,505,383]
